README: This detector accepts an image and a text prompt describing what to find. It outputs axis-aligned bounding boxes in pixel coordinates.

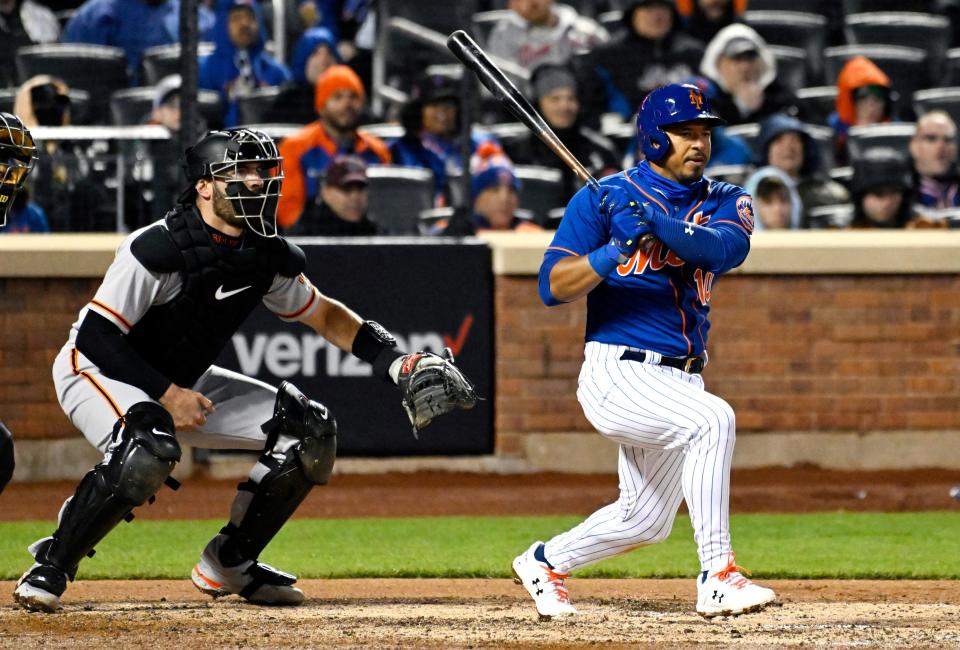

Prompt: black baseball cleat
[14,563,68,613]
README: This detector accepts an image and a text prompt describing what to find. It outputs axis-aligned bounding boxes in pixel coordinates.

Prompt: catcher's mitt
[397,347,478,434]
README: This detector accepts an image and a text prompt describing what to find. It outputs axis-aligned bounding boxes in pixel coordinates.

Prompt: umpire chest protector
[126,206,305,388]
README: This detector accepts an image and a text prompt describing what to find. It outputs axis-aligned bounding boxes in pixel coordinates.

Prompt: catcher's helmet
[637,84,725,162]
[0,112,38,227]
[180,128,283,237]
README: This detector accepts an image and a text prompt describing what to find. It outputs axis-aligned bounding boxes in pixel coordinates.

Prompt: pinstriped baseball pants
[543,341,736,574]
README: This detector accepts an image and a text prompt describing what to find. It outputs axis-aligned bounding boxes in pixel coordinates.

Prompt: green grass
[1,513,958,581]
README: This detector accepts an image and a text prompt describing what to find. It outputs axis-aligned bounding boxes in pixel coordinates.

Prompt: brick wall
[5,274,960,442]
[0,278,100,439]
[495,274,960,434]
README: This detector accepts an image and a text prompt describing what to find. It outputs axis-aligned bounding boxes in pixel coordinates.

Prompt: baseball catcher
[0,112,39,495]
[13,128,477,613]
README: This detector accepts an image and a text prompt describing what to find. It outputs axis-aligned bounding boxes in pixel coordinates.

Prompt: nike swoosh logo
[215,285,252,300]
[152,428,173,437]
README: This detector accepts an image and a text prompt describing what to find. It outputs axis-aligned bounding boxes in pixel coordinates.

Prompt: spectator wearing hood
[910,111,960,211]
[277,64,390,230]
[676,0,744,44]
[487,0,608,74]
[63,0,214,84]
[744,167,802,230]
[0,0,60,87]
[850,148,925,229]
[503,63,619,198]
[699,24,795,126]
[576,0,704,123]
[755,113,850,227]
[263,26,341,125]
[199,0,291,128]
[828,56,894,165]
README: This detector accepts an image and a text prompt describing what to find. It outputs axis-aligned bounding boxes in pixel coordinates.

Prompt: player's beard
[212,183,247,230]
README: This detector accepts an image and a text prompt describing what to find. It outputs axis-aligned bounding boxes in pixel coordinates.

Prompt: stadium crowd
[2,0,960,234]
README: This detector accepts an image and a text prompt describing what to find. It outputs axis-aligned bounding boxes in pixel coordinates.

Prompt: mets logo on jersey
[689,89,704,110]
[736,195,755,232]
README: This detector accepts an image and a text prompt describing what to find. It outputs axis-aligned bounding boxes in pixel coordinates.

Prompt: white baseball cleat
[512,541,578,620]
[191,534,304,606]
[696,553,776,618]
[13,563,67,613]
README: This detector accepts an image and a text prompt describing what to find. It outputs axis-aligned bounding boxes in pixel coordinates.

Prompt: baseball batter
[512,84,776,619]
[0,112,39,495]
[13,128,476,612]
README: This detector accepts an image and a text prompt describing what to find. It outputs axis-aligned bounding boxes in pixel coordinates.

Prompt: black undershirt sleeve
[75,311,172,401]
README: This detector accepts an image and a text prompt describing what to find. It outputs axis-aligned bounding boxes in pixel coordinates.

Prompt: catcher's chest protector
[126,207,303,387]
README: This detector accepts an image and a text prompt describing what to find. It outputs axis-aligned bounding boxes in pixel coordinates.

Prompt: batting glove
[599,187,652,264]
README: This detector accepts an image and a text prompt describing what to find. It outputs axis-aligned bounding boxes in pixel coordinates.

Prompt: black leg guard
[31,403,180,579]
[0,419,14,495]
[218,381,336,566]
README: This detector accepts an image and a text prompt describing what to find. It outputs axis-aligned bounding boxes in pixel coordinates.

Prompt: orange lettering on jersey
[694,268,715,305]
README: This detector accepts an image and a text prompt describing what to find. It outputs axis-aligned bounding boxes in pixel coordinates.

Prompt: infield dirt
[1,469,958,648]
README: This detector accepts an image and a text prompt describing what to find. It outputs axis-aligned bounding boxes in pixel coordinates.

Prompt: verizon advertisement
[217,239,494,455]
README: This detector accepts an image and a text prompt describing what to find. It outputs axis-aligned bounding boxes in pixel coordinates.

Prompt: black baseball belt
[619,350,706,374]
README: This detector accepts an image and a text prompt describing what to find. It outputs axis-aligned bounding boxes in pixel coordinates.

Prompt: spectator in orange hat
[277,64,390,230]
[828,55,894,164]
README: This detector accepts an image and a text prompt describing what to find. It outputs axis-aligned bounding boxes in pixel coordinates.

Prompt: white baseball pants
[543,341,736,574]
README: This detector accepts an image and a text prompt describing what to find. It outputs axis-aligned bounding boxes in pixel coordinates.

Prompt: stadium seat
[913,88,960,126]
[15,44,127,120]
[795,86,838,126]
[237,87,282,127]
[140,43,216,87]
[514,165,565,225]
[824,45,929,119]
[380,0,480,83]
[470,10,512,47]
[365,165,436,235]
[741,11,828,85]
[0,86,92,125]
[806,203,854,229]
[768,46,808,94]
[109,87,223,129]
[842,0,941,13]
[944,49,960,86]
[742,0,829,13]
[418,206,455,234]
[844,13,950,83]
[845,123,916,161]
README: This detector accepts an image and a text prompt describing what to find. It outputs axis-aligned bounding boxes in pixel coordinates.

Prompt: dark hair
[755,176,789,201]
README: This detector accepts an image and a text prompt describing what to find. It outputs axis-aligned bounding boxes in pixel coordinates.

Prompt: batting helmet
[180,128,283,237]
[0,112,38,227]
[637,84,725,162]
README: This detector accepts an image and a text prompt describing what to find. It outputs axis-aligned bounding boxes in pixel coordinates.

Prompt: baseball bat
[446,29,600,193]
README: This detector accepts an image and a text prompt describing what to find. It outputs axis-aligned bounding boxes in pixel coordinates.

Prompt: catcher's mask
[181,128,283,237]
[0,112,38,227]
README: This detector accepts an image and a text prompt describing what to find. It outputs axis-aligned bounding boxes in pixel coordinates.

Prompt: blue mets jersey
[540,160,754,357]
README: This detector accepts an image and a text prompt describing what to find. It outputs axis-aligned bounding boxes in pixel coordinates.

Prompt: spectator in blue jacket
[199,0,291,127]
[62,0,214,84]
[0,191,49,233]
[263,26,340,125]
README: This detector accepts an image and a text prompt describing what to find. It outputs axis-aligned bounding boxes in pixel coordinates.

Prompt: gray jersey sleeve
[86,235,181,333]
[263,272,321,322]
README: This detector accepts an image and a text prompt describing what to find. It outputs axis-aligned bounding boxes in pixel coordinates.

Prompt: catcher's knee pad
[107,402,181,504]
[217,383,336,564]
[0,419,14,495]
[30,403,179,578]
[262,380,337,485]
